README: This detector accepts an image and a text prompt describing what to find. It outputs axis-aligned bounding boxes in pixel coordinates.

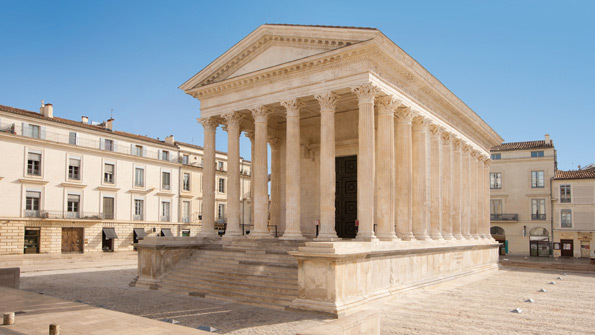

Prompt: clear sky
[1,0,593,170]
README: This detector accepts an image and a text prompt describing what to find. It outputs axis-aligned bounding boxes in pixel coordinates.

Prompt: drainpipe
[549,176,554,257]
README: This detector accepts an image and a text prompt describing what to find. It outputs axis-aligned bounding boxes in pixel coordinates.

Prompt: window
[161,201,170,221]
[67,194,80,218]
[560,185,571,203]
[68,132,78,145]
[104,163,115,184]
[103,197,114,219]
[561,209,572,228]
[25,191,40,217]
[490,172,502,189]
[531,199,546,220]
[531,151,544,158]
[103,139,114,151]
[161,150,169,161]
[182,155,189,165]
[162,171,171,190]
[134,199,144,221]
[68,158,81,180]
[490,199,502,215]
[134,167,144,187]
[27,152,41,176]
[183,173,190,191]
[134,145,143,157]
[491,153,501,160]
[217,161,224,171]
[218,204,225,219]
[30,125,40,139]
[182,201,190,223]
[218,178,225,193]
[531,171,544,188]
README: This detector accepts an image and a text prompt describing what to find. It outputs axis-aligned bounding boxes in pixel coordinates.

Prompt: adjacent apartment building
[552,168,595,258]
[489,135,556,257]
[0,102,251,255]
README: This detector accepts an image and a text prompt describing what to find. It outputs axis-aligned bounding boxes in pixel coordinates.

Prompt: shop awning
[103,227,118,239]
[134,228,147,238]
[160,228,173,237]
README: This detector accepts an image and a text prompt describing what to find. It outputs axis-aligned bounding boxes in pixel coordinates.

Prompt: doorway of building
[580,241,590,258]
[24,228,40,254]
[529,227,550,257]
[61,227,84,253]
[491,226,506,255]
[335,155,357,238]
[102,228,118,252]
[561,239,574,257]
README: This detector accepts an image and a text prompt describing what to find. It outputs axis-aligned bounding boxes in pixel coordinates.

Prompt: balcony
[22,210,107,220]
[490,213,518,222]
[159,216,170,222]
[532,214,547,220]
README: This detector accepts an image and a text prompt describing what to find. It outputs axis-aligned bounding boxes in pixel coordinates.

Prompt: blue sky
[1,0,593,170]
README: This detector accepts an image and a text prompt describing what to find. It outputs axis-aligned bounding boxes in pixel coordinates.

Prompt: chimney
[106,118,114,131]
[81,116,89,124]
[545,134,551,145]
[40,100,53,118]
[165,135,175,145]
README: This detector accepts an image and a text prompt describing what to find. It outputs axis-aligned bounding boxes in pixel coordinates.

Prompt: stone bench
[0,267,20,289]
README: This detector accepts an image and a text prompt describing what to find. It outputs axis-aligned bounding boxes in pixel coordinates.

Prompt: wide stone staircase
[156,239,304,309]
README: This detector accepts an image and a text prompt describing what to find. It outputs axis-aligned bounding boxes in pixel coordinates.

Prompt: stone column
[470,151,480,239]
[477,155,486,239]
[394,106,415,241]
[352,83,379,241]
[245,131,255,231]
[441,132,454,240]
[198,117,218,238]
[484,158,493,240]
[428,124,443,240]
[222,112,243,238]
[412,115,430,241]
[269,137,281,237]
[248,106,271,239]
[375,96,399,241]
[451,138,463,239]
[315,92,339,241]
[280,99,304,240]
[461,144,472,239]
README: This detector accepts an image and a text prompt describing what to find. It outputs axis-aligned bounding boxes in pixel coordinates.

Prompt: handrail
[490,213,519,221]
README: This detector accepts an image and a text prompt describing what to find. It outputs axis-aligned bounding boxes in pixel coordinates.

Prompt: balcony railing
[24,210,40,218]
[0,122,180,163]
[159,216,170,222]
[133,214,143,221]
[490,213,519,221]
[22,210,108,220]
[532,214,547,220]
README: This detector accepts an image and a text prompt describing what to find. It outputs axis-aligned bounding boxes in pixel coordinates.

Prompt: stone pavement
[499,255,595,272]
[0,286,211,335]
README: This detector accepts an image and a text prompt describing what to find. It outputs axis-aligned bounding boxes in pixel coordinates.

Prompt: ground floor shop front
[553,231,594,259]
[0,219,202,255]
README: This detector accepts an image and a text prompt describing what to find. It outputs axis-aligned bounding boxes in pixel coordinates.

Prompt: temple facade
[137,24,503,316]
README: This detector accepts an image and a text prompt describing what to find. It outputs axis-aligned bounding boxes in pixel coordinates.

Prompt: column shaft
[470,152,480,239]
[484,159,492,239]
[353,84,379,241]
[452,139,463,239]
[315,92,339,241]
[199,118,218,237]
[441,132,454,239]
[269,138,281,237]
[248,106,270,238]
[280,100,304,240]
[395,107,415,241]
[429,125,443,240]
[412,116,430,240]
[462,145,472,238]
[222,113,242,237]
[375,97,399,241]
[245,131,255,231]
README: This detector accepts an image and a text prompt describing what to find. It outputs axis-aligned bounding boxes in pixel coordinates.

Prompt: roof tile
[491,140,553,152]
[554,169,595,180]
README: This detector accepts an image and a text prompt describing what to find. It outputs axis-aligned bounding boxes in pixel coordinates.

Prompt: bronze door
[335,156,357,238]
[560,239,573,257]
[61,228,84,253]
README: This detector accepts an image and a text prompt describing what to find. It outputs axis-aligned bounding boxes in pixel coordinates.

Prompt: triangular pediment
[180,24,380,91]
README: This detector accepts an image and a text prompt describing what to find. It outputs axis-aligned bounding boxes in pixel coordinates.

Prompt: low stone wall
[289,240,500,317]
[134,237,201,288]
[0,267,20,289]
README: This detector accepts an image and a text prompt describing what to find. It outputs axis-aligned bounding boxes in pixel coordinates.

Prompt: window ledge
[18,178,49,185]
[60,182,87,188]
[180,193,194,199]
[96,186,120,192]
[128,188,154,194]
[155,191,175,197]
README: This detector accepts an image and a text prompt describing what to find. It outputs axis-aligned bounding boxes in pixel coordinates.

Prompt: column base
[397,232,415,241]
[442,233,454,240]
[222,232,244,240]
[453,233,464,240]
[413,233,431,241]
[356,234,379,242]
[197,231,219,238]
[279,232,306,240]
[247,230,273,239]
[314,233,340,241]
[430,234,444,241]
[376,233,400,242]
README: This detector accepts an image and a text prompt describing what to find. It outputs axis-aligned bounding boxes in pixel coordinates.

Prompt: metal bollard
[49,323,60,335]
[3,312,15,325]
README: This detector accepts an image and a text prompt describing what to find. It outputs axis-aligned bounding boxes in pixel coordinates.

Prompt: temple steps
[156,241,302,309]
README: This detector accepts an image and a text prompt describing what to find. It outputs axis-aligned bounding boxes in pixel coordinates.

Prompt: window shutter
[21,122,29,136]
[157,150,161,160]
[40,126,46,140]
[99,138,105,150]
[76,133,80,145]
[143,148,147,157]
[130,144,135,155]
[113,140,118,152]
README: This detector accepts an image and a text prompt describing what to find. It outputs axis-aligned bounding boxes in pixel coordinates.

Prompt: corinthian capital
[351,83,379,104]
[280,99,304,117]
[222,112,243,128]
[250,106,271,122]
[268,137,280,150]
[394,105,414,123]
[200,117,218,132]
[428,123,442,136]
[375,96,399,115]
[315,92,339,112]
[411,115,428,132]
[441,131,452,144]
[244,130,255,142]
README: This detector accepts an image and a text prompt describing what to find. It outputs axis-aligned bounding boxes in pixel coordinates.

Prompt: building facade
[0,103,251,255]
[552,169,595,258]
[489,135,556,256]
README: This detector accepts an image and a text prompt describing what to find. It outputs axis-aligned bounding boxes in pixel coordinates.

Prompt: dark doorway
[102,228,118,252]
[24,228,40,254]
[61,228,84,253]
[335,156,357,238]
[561,239,574,257]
